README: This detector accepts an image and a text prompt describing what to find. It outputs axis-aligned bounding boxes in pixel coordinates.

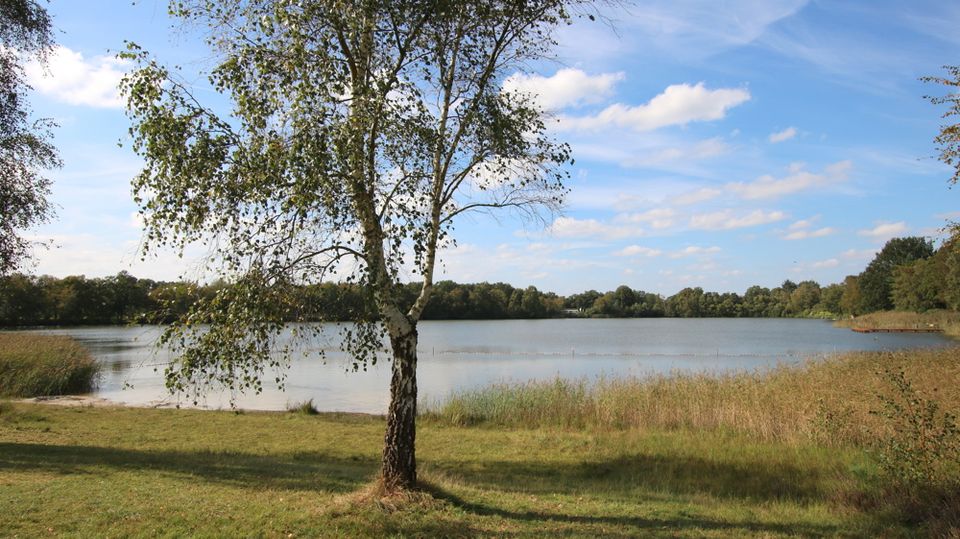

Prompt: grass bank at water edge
[1,346,958,536]
[834,310,960,338]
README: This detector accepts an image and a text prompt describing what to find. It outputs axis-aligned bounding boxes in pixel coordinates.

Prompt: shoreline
[18,394,386,419]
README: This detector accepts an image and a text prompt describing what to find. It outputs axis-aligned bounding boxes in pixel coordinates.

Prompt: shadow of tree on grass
[0,442,377,493]
[1,441,844,536]
[426,452,833,502]
[419,481,840,538]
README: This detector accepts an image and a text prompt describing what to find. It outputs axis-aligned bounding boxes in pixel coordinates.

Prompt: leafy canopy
[924,65,960,187]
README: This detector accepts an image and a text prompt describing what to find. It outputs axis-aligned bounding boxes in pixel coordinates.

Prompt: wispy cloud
[614,245,662,257]
[670,187,722,206]
[616,208,676,229]
[811,258,839,269]
[437,242,610,288]
[571,0,809,60]
[726,160,852,200]
[841,248,878,262]
[670,245,722,258]
[783,227,835,240]
[782,217,835,240]
[858,221,908,240]
[768,126,797,143]
[621,137,730,168]
[548,216,640,239]
[757,6,930,92]
[689,209,786,230]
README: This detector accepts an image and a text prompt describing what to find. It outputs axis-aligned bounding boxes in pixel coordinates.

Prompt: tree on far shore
[857,237,933,313]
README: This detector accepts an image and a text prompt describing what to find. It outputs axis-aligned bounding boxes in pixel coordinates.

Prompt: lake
[36,318,952,413]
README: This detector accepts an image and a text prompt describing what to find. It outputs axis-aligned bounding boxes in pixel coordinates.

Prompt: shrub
[854,368,960,534]
[870,368,959,486]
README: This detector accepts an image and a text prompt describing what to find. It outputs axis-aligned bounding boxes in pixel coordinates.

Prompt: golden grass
[425,346,960,447]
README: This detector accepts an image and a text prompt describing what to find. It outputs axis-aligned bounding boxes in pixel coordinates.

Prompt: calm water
[35,318,952,413]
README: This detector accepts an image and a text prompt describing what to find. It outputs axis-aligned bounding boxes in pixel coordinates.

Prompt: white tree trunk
[380,323,418,490]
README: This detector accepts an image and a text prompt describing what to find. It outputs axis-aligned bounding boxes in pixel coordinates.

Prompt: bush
[0,333,100,397]
[870,368,959,485]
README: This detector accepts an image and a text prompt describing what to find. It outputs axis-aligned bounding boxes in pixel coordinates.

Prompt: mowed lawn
[1,403,890,538]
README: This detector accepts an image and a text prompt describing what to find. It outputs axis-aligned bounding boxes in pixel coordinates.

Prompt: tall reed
[423,346,960,447]
[0,333,100,397]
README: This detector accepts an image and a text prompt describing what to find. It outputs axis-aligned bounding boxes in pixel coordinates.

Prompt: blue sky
[23,0,960,295]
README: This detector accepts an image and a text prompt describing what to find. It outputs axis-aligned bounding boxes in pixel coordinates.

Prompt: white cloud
[25,45,129,108]
[502,68,624,110]
[547,216,640,239]
[614,245,662,257]
[670,187,722,206]
[670,245,721,258]
[689,209,786,230]
[726,160,852,200]
[558,82,750,132]
[783,227,835,240]
[768,126,797,143]
[858,221,908,239]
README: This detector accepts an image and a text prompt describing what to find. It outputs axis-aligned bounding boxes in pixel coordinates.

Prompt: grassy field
[1,347,958,537]
[0,332,100,398]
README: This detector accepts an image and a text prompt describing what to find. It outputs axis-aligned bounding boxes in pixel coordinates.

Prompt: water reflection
[35,318,951,413]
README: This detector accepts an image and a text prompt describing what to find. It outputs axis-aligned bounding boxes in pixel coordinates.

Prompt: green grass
[0,332,100,398]
[0,403,881,537]
[1,347,957,537]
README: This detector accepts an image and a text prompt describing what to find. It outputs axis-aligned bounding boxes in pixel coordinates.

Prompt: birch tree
[924,65,960,187]
[122,0,583,490]
[0,0,59,274]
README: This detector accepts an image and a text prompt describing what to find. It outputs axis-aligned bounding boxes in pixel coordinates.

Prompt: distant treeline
[0,274,566,326]
[1,234,958,327]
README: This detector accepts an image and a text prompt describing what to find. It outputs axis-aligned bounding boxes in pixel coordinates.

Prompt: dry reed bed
[426,346,960,446]
[0,332,99,397]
